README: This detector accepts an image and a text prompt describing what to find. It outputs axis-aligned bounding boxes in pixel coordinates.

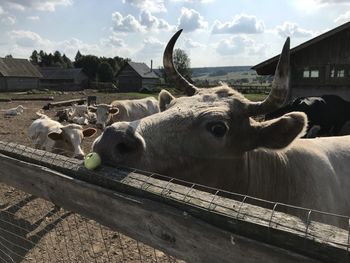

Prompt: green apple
[84,152,101,170]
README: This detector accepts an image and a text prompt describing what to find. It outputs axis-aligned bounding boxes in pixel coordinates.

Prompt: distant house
[252,21,350,100]
[40,67,88,91]
[116,61,160,92]
[0,57,42,91]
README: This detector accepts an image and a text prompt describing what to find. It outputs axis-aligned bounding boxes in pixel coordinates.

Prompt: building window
[310,70,319,78]
[303,68,319,78]
[337,69,345,77]
[330,66,347,78]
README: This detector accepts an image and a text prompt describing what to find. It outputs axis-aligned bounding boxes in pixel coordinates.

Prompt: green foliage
[159,48,192,86]
[97,62,114,82]
[75,55,100,80]
[29,49,129,81]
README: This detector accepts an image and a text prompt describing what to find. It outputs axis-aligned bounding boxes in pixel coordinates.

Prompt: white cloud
[216,36,254,56]
[334,11,350,23]
[2,15,15,25]
[10,30,50,47]
[6,2,25,11]
[140,37,165,54]
[100,34,126,48]
[178,7,208,32]
[122,0,166,13]
[212,14,265,34]
[184,37,205,48]
[276,22,314,38]
[0,5,5,14]
[172,0,213,3]
[27,16,40,21]
[140,10,173,31]
[317,0,350,4]
[0,0,73,12]
[214,35,267,65]
[112,12,145,32]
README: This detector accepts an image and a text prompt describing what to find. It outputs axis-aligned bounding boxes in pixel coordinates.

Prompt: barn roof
[0,57,42,78]
[252,21,350,75]
[40,67,87,80]
[118,61,159,79]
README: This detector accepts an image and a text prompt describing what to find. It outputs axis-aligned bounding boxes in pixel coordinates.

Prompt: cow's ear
[83,128,97,138]
[159,89,175,112]
[255,112,307,149]
[48,131,63,141]
[88,106,97,112]
[109,107,119,114]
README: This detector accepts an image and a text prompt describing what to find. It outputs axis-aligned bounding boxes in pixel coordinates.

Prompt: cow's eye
[207,122,228,137]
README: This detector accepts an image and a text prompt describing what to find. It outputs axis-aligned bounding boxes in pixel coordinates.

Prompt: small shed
[0,57,42,91]
[252,21,350,100]
[40,67,88,91]
[116,61,160,92]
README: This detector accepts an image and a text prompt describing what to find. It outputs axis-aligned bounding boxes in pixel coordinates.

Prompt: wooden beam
[0,141,348,262]
[42,98,86,110]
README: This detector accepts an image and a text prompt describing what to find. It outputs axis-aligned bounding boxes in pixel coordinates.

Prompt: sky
[0,0,349,68]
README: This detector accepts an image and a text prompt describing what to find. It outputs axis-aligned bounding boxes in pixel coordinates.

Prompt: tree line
[29,50,130,82]
[26,48,192,85]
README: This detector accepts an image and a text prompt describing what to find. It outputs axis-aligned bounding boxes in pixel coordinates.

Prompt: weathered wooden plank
[0,141,348,262]
[0,152,319,263]
[11,96,54,101]
[42,98,86,110]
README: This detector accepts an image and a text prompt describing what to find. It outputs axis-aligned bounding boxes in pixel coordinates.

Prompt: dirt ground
[0,92,182,263]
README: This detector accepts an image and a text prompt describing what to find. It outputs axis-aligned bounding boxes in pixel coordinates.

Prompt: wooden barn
[116,61,160,92]
[40,67,88,91]
[0,57,42,91]
[252,21,350,100]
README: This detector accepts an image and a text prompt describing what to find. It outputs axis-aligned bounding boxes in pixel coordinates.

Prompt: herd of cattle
[2,29,350,226]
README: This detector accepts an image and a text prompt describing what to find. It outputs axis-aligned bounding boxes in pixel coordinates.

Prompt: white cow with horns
[92,30,350,225]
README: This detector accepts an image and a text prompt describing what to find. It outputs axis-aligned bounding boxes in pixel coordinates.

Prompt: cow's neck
[243,149,296,205]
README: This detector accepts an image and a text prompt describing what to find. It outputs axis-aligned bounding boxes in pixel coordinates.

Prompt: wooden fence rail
[0,141,348,263]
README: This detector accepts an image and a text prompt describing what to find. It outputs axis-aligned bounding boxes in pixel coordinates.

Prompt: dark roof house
[40,67,88,91]
[116,61,160,92]
[0,57,42,91]
[252,21,350,100]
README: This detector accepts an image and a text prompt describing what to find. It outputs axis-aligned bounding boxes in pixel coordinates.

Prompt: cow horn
[246,37,290,116]
[163,29,197,96]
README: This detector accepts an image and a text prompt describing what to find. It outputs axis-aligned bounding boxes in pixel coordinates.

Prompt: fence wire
[0,140,349,262]
[0,183,183,263]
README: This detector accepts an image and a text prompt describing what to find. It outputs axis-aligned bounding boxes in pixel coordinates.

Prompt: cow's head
[48,124,96,159]
[92,30,307,175]
[89,104,119,130]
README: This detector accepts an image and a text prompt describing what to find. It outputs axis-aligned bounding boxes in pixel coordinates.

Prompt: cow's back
[111,97,159,122]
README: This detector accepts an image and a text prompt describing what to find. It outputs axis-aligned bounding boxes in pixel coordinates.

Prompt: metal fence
[0,140,349,262]
[0,183,181,263]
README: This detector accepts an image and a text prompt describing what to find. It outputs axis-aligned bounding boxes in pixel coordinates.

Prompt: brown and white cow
[92,30,350,222]
[89,97,159,129]
[29,112,96,159]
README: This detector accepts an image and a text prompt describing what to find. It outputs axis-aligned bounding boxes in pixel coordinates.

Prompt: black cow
[265,95,350,137]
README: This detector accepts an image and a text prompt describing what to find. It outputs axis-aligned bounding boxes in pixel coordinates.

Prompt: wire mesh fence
[0,140,349,262]
[0,183,183,263]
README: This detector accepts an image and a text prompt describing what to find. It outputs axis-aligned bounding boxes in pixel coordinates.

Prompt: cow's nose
[75,154,85,160]
[93,123,144,164]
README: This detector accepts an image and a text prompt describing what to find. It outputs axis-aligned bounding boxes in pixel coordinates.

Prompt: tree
[173,48,192,81]
[75,55,100,80]
[75,50,82,63]
[30,50,39,65]
[4,54,13,58]
[62,54,73,68]
[161,48,192,86]
[97,62,114,82]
